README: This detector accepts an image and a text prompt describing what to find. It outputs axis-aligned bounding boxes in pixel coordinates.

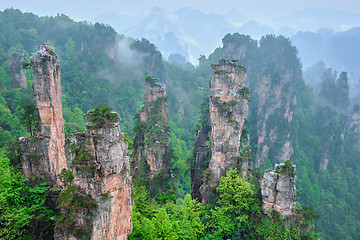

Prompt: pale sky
[1,0,360,23]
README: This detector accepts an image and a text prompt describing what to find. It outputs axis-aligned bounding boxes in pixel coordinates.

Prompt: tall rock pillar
[261,162,296,217]
[133,76,169,177]
[222,34,300,169]
[63,110,133,240]
[190,100,211,202]
[32,44,66,178]
[8,49,27,88]
[19,44,66,184]
[200,59,249,202]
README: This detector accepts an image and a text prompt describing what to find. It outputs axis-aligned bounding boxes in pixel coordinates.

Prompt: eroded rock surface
[19,44,133,239]
[200,59,249,202]
[261,162,296,217]
[19,44,66,183]
[65,112,133,240]
[222,34,299,168]
[191,125,211,202]
[254,71,296,167]
[133,77,169,176]
[8,49,27,88]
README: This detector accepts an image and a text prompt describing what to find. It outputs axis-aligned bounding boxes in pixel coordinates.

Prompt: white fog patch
[116,38,148,66]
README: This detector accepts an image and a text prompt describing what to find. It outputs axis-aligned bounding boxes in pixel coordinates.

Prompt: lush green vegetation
[277,160,296,178]
[0,8,358,239]
[0,150,53,239]
[55,183,98,239]
[86,104,118,125]
[129,168,318,239]
[132,79,177,201]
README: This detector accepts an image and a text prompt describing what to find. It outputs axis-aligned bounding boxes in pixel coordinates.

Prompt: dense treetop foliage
[0,8,358,239]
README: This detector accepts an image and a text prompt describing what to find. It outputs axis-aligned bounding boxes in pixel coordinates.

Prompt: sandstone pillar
[133,76,169,176]
[200,59,249,202]
[20,44,66,184]
[64,111,133,240]
[261,162,296,217]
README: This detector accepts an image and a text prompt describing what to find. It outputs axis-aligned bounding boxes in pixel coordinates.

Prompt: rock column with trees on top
[199,59,249,203]
[19,44,66,184]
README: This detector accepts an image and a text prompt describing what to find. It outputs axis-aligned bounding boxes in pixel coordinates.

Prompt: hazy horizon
[1,0,360,32]
[2,0,360,75]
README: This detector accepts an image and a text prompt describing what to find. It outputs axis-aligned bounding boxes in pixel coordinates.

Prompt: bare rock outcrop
[19,44,133,239]
[63,111,133,240]
[222,34,299,169]
[254,70,297,167]
[199,59,249,202]
[8,49,27,88]
[19,44,66,184]
[133,76,169,177]
[261,162,296,217]
[315,106,337,170]
[191,120,211,201]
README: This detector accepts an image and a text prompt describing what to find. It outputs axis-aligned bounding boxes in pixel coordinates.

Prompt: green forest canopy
[0,8,359,239]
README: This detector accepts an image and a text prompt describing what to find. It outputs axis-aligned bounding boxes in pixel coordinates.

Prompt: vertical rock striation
[65,111,133,240]
[133,76,169,177]
[19,44,133,239]
[315,106,338,170]
[261,162,296,217]
[254,70,297,167]
[19,44,66,184]
[222,34,300,168]
[140,77,168,125]
[8,49,27,88]
[32,44,66,179]
[200,59,249,202]
[190,104,211,201]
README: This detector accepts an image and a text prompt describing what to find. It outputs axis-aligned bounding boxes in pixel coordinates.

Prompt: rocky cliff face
[19,44,66,183]
[199,59,249,202]
[261,162,296,217]
[254,70,297,167]
[140,77,168,125]
[190,101,211,201]
[319,69,350,111]
[19,44,133,239]
[315,104,358,170]
[8,49,27,88]
[133,76,169,177]
[64,111,133,240]
[132,38,168,87]
[222,34,300,168]
[315,106,336,170]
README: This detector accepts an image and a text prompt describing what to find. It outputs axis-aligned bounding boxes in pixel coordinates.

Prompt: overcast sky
[1,0,360,23]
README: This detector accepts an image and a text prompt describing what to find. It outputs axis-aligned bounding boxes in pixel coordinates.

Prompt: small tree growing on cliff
[86,104,118,126]
[277,160,296,178]
[20,104,38,137]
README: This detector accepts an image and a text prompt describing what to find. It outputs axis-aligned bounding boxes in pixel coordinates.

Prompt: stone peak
[30,43,58,63]
[211,58,246,72]
[85,105,121,125]
[273,161,296,177]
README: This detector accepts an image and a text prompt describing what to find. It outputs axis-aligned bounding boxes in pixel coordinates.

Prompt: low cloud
[116,37,148,67]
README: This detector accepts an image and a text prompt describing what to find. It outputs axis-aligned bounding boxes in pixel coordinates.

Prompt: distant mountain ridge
[92,6,360,66]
